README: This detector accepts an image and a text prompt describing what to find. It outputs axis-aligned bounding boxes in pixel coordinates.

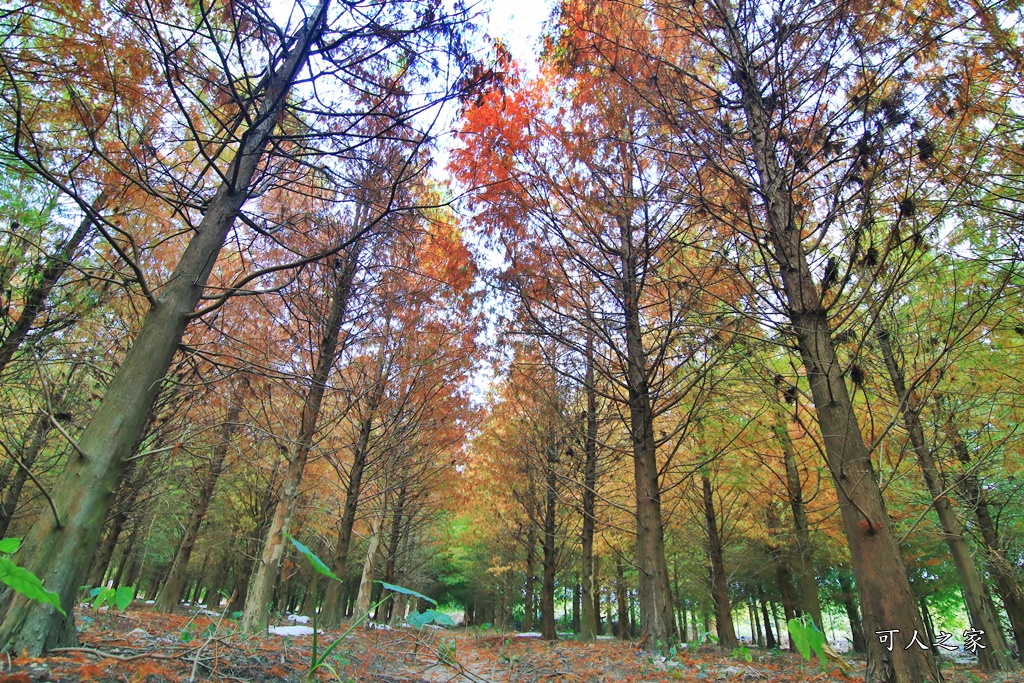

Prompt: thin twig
[49,646,187,662]
[47,413,89,462]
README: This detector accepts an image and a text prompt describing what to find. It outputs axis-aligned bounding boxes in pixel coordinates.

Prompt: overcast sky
[481,0,555,73]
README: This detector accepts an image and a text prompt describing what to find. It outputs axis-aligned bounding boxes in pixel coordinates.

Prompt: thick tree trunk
[0,4,329,655]
[750,598,762,646]
[948,426,1024,658]
[540,442,558,641]
[524,525,536,632]
[876,326,1013,670]
[580,330,599,640]
[354,507,385,618]
[241,239,361,633]
[760,590,776,649]
[717,2,941,678]
[773,402,823,628]
[616,210,675,645]
[572,581,581,634]
[154,404,240,613]
[616,559,629,639]
[320,369,385,627]
[0,410,51,538]
[702,473,737,648]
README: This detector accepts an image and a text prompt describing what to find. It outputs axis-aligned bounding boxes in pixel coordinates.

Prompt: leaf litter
[0,608,1011,683]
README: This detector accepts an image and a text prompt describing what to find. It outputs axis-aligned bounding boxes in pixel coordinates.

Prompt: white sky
[481,0,555,73]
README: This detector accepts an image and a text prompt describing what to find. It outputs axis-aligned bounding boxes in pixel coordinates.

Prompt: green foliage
[289,536,339,580]
[379,580,437,605]
[88,585,134,610]
[406,608,455,628]
[0,538,64,615]
[732,645,753,662]
[287,534,442,683]
[787,615,827,673]
[437,636,456,666]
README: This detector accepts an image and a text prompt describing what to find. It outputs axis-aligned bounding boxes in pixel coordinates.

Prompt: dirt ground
[0,607,1013,683]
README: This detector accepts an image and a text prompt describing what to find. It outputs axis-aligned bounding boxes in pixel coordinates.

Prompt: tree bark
[716,2,941,678]
[524,524,536,632]
[579,329,599,640]
[154,404,240,613]
[838,569,866,653]
[354,505,385,618]
[0,3,329,655]
[540,439,558,641]
[614,199,675,645]
[760,590,776,649]
[702,472,737,648]
[947,425,1024,658]
[773,401,823,628]
[876,326,1013,671]
[241,237,361,633]
[616,558,629,639]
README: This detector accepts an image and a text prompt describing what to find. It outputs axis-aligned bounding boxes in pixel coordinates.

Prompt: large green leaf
[787,617,827,672]
[406,609,455,628]
[0,557,65,615]
[0,538,21,554]
[287,535,339,581]
[377,581,436,605]
[788,618,809,661]
[115,585,134,610]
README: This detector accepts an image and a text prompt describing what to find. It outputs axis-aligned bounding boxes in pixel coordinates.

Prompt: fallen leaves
[0,608,1006,682]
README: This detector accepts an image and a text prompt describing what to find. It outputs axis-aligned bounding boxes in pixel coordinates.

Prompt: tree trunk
[838,569,866,653]
[717,2,941,678]
[773,401,823,628]
[320,367,385,627]
[702,472,737,649]
[572,581,581,634]
[378,486,407,618]
[766,503,798,651]
[154,404,240,613]
[540,441,558,641]
[947,423,1024,659]
[354,506,385,618]
[760,590,776,649]
[616,559,629,639]
[579,329,599,640]
[241,237,361,633]
[524,525,536,632]
[750,597,763,646]
[877,326,1013,671]
[0,3,329,655]
[920,597,937,648]
[617,210,675,645]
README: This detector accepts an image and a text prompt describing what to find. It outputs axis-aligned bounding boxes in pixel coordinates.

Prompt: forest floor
[0,607,1014,683]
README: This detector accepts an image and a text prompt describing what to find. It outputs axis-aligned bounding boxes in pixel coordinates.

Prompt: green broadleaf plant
[0,537,64,615]
[787,615,828,673]
[287,534,442,683]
